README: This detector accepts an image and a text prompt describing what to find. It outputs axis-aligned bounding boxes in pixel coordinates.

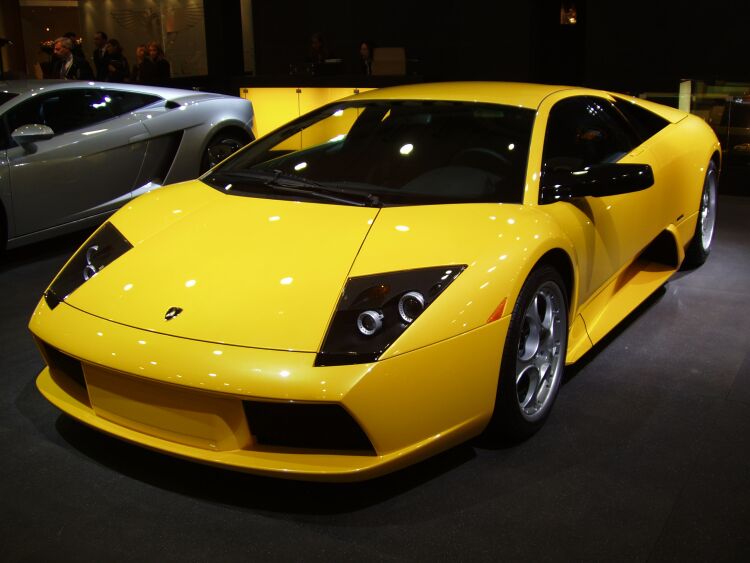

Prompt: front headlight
[44,222,132,309]
[316,265,466,366]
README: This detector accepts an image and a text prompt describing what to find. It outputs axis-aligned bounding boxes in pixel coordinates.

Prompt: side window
[612,97,669,141]
[0,124,10,150]
[103,90,161,116]
[542,96,639,174]
[5,89,116,137]
[5,96,44,136]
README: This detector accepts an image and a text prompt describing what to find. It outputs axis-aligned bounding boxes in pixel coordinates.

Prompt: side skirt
[566,225,683,361]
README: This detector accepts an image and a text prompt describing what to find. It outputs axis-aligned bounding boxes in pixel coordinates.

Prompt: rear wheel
[683,161,718,268]
[490,266,568,441]
[200,131,249,173]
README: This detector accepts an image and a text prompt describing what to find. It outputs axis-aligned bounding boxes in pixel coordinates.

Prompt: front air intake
[35,339,91,407]
[243,401,375,454]
[39,342,86,390]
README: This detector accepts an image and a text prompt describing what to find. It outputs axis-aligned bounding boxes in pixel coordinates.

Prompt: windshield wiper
[210,169,381,207]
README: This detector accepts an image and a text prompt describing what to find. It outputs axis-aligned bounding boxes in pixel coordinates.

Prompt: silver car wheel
[515,282,566,422]
[700,167,717,251]
[204,137,244,170]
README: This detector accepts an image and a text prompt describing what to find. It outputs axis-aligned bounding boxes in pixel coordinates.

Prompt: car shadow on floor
[561,284,668,386]
[53,413,478,515]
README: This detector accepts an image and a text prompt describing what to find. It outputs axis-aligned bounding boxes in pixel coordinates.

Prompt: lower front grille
[243,400,375,454]
[36,339,90,407]
[43,344,87,390]
[35,339,375,456]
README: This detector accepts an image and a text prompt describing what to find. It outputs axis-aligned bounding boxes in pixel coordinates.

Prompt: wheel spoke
[539,293,553,331]
[527,295,544,328]
[516,365,540,410]
[518,306,542,362]
[528,361,552,407]
[516,355,536,373]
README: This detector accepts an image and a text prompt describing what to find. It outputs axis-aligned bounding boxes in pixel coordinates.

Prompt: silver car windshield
[204,100,534,206]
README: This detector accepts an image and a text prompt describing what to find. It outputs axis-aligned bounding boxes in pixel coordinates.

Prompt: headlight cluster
[45,222,132,310]
[316,265,466,366]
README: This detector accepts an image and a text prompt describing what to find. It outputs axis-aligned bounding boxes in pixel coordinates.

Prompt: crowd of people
[45,30,170,85]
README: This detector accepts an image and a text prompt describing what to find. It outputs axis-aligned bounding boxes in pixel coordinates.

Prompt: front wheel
[490,265,568,441]
[683,161,718,268]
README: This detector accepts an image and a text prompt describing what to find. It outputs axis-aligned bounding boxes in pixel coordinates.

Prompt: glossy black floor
[2,189,749,562]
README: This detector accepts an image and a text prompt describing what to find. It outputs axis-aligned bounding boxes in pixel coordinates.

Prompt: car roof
[349,81,688,123]
[0,79,221,102]
[350,82,580,110]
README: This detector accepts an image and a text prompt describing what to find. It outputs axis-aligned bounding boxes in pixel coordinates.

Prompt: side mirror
[540,163,654,204]
[11,124,55,146]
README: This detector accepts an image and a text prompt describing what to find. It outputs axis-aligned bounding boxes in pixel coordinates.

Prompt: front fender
[349,203,578,361]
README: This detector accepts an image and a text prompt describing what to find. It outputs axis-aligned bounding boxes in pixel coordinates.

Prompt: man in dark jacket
[51,36,93,80]
[92,31,109,81]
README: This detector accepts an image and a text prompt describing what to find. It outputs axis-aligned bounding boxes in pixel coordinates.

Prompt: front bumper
[30,300,508,481]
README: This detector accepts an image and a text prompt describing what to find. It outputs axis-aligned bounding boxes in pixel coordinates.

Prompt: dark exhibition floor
[2,194,749,562]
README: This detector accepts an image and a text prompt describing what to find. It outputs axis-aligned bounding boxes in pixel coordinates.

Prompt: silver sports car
[0,80,254,251]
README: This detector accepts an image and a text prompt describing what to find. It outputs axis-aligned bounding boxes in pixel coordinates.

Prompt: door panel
[575,148,664,300]
[541,96,667,303]
[5,89,150,236]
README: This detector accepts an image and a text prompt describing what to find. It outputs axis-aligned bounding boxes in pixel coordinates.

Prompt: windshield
[203,99,535,206]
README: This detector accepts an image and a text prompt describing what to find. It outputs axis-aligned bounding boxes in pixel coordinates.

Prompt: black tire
[200,131,249,173]
[490,265,568,441]
[682,161,718,269]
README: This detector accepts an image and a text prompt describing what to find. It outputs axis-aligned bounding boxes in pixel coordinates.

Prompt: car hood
[64,188,378,352]
[62,181,548,354]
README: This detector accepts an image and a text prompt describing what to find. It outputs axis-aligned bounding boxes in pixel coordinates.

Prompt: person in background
[51,36,93,80]
[63,31,86,60]
[104,39,129,82]
[307,32,329,64]
[359,40,375,75]
[129,44,147,83]
[92,31,109,81]
[141,41,170,86]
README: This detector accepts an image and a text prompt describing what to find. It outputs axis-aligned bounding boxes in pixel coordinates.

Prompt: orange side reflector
[487,298,507,324]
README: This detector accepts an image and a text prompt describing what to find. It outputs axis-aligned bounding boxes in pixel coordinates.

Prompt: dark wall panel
[251,0,534,81]
[246,0,749,92]
[585,1,749,92]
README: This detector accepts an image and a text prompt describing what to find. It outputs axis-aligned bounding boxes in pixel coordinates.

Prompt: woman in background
[141,41,171,86]
[129,44,147,83]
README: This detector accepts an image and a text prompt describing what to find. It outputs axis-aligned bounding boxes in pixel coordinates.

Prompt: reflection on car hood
[65,193,378,352]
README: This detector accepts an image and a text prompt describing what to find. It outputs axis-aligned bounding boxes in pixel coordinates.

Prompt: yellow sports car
[29,82,720,481]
